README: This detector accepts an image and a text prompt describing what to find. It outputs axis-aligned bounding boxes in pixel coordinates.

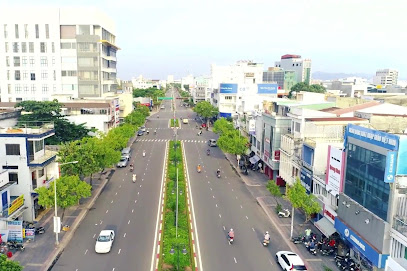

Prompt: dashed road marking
[84,249,88,255]
[234,257,237,263]
[118,249,121,254]
[128,220,131,224]
[246,216,249,219]
[106,210,109,214]
[124,233,126,238]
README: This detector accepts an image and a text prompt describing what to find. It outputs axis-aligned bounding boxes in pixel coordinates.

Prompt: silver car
[117,156,128,168]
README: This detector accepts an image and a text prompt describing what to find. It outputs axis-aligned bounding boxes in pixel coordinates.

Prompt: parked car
[208,139,217,147]
[121,147,131,160]
[117,156,129,168]
[140,126,146,132]
[201,123,207,128]
[95,230,115,253]
[275,251,307,271]
[160,105,165,109]
[137,130,144,136]
[183,118,189,124]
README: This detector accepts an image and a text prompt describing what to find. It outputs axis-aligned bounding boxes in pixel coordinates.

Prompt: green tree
[193,101,219,125]
[289,82,326,98]
[267,180,282,205]
[15,100,90,144]
[36,175,91,221]
[213,117,234,134]
[303,194,322,223]
[124,111,146,127]
[286,179,307,238]
[217,130,248,155]
[134,104,150,118]
[309,84,326,93]
[0,254,23,271]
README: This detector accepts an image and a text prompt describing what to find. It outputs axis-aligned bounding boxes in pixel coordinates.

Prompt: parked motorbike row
[335,253,361,271]
[291,233,338,257]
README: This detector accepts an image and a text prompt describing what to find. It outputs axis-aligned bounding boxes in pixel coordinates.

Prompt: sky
[3,0,407,80]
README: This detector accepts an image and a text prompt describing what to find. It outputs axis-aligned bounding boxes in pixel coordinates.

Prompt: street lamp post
[54,160,78,246]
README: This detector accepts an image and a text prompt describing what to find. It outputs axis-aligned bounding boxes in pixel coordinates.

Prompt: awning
[315,217,336,237]
[249,155,260,164]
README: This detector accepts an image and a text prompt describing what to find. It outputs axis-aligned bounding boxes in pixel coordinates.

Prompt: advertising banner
[300,168,312,194]
[219,83,238,94]
[396,136,407,175]
[8,195,24,216]
[274,150,280,161]
[248,119,256,134]
[0,230,9,243]
[7,221,23,242]
[257,84,278,94]
[334,218,387,268]
[326,146,345,196]
[384,151,397,183]
[346,124,399,150]
[323,205,337,224]
[24,228,35,240]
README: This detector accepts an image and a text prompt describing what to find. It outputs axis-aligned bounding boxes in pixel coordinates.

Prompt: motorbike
[308,247,317,256]
[207,150,210,156]
[132,174,137,183]
[278,209,291,218]
[146,130,149,135]
[321,248,335,256]
[291,236,305,244]
[262,239,270,247]
[129,166,134,172]
[7,241,25,251]
[197,167,201,173]
[143,151,146,157]
[217,172,221,178]
[228,236,234,244]
[35,226,45,235]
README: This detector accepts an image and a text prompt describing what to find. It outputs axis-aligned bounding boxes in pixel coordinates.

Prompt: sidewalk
[224,153,338,271]
[11,170,114,271]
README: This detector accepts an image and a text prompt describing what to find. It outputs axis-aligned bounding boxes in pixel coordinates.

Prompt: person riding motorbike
[216,169,221,176]
[154,129,157,135]
[132,173,137,183]
[146,130,149,135]
[129,164,134,172]
[228,229,235,239]
[197,164,201,172]
[264,231,270,242]
[207,149,210,155]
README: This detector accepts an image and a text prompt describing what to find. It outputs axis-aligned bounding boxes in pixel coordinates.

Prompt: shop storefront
[335,217,388,270]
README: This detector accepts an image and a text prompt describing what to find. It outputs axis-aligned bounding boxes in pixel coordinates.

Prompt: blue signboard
[219,112,232,118]
[300,168,312,194]
[219,83,238,94]
[302,145,314,169]
[396,136,407,175]
[257,84,278,94]
[384,151,397,183]
[346,124,399,151]
[334,218,388,268]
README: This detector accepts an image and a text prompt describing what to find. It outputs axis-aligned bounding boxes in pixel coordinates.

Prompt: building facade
[373,69,399,87]
[274,54,312,85]
[0,7,118,102]
[263,67,297,91]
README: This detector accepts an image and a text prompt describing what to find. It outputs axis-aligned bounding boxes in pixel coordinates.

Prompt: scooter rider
[197,164,201,172]
[228,228,234,240]
[129,164,134,172]
[207,149,210,155]
[264,231,270,242]
[216,169,221,176]
[154,129,157,135]
[132,173,137,183]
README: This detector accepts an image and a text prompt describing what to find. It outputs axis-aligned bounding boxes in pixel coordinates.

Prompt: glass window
[29,42,34,53]
[15,24,19,38]
[35,24,39,38]
[6,70,9,80]
[14,57,20,67]
[34,140,44,152]
[30,72,35,80]
[5,42,8,52]
[15,70,20,80]
[40,42,46,53]
[24,24,28,38]
[13,42,19,53]
[52,42,55,53]
[29,57,35,66]
[6,144,20,155]
[6,56,9,67]
[3,24,7,38]
[45,24,49,39]
[344,143,389,220]
[9,173,18,184]
[21,42,26,53]
[22,56,27,67]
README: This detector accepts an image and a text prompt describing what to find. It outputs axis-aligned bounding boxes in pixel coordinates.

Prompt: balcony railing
[28,150,57,166]
[393,217,407,238]
[0,121,54,135]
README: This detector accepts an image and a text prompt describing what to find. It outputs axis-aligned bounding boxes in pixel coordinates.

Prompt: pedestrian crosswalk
[136,139,208,144]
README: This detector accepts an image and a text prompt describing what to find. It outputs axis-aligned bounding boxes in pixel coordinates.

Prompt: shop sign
[346,124,399,150]
[7,221,23,242]
[334,218,388,268]
[300,168,312,194]
[249,120,256,134]
[323,205,337,224]
[245,73,254,77]
[326,146,345,196]
[265,137,270,144]
[384,151,397,183]
[264,150,270,158]
[274,150,280,161]
[8,195,24,216]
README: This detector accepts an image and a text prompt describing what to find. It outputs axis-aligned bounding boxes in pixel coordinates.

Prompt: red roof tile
[330,101,380,116]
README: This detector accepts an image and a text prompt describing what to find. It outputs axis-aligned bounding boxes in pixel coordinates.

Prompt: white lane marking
[122,179,124,182]
[240,205,243,209]
[223,226,226,230]
[150,141,168,271]
[128,220,131,224]
[84,249,88,255]
[112,268,115,271]
[236,196,238,199]
[124,233,126,238]
[269,258,273,265]
[232,189,234,191]
[213,195,215,198]
[210,188,212,191]
[182,141,203,271]
[216,204,218,208]
[119,185,121,188]
[118,249,121,254]
[106,210,109,214]
[135,200,137,203]
[138,192,140,195]
[219,214,222,218]
[228,182,230,184]
[76,269,78,271]
[111,200,113,203]
[252,227,255,232]
[115,192,117,195]
[140,185,142,187]
[132,209,134,213]
[99,220,102,225]
[234,257,237,263]
[246,216,249,219]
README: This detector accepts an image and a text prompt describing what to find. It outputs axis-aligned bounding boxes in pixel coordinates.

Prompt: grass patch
[160,141,193,270]
[170,119,179,127]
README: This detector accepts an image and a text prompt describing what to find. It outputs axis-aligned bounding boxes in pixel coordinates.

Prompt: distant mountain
[312,71,373,81]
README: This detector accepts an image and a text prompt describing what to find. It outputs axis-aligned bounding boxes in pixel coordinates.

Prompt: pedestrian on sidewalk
[305,228,312,241]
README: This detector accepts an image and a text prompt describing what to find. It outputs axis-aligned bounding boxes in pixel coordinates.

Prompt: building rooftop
[305,117,368,122]
[0,121,54,136]
[357,103,407,116]
[329,101,381,116]
[281,54,301,59]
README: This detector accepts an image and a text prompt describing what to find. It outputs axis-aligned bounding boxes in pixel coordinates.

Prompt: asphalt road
[53,99,173,271]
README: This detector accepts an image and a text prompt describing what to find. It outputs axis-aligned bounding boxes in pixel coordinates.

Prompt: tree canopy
[217,129,248,155]
[213,117,234,134]
[288,82,326,98]
[193,101,219,119]
[0,254,23,271]
[36,175,91,221]
[267,180,282,204]
[15,100,90,144]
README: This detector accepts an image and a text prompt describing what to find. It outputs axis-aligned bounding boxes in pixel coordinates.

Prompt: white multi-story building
[274,54,312,84]
[192,76,210,104]
[131,75,160,89]
[0,7,118,102]
[373,69,398,87]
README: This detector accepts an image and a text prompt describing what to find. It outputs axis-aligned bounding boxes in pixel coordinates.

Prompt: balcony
[28,150,57,167]
[0,121,54,135]
[393,217,407,239]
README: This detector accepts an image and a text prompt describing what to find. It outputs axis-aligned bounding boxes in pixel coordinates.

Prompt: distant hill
[312,71,373,81]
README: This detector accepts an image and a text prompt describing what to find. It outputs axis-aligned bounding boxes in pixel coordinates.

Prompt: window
[35,24,39,38]
[53,84,56,92]
[24,24,28,38]
[22,56,27,67]
[29,42,34,53]
[42,85,49,94]
[21,42,26,53]
[40,57,48,67]
[6,70,10,80]
[52,42,55,53]
[38,168,45,178]
[14,24,19,38]
[6,144,20,155]
[61,42,71,49]
[52,57,55,65]
[15,84,21,93]
[45,24,49,39]
[30,72,35,80]
[6,56,9,67]
[13,42,19,53]
[3,24,7,38]
[225,96,232,100]
[23,84,29,93]
[13,57,20,67]
[62,70,77,77]
[40,42,46,53]
[15,70,20,80]
[31,84,36,93]
[29,56,35,66]
[53,70,56,80]
[34,140,44,152]
[22,71,28,79]
[9,173,18,184]
[8,84,11,94]
[5,42,8,52]
[41,71,48,79]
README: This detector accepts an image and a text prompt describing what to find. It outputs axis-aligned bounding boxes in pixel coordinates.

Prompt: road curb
[42,176,110,271]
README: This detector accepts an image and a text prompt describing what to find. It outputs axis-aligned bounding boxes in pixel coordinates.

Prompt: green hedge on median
[160,141,193,270]
[170,119,179,128]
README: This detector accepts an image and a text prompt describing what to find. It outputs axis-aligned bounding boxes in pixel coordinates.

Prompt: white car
[95,230,115,253]
[140,126,146,132]
[275,251,307,271]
